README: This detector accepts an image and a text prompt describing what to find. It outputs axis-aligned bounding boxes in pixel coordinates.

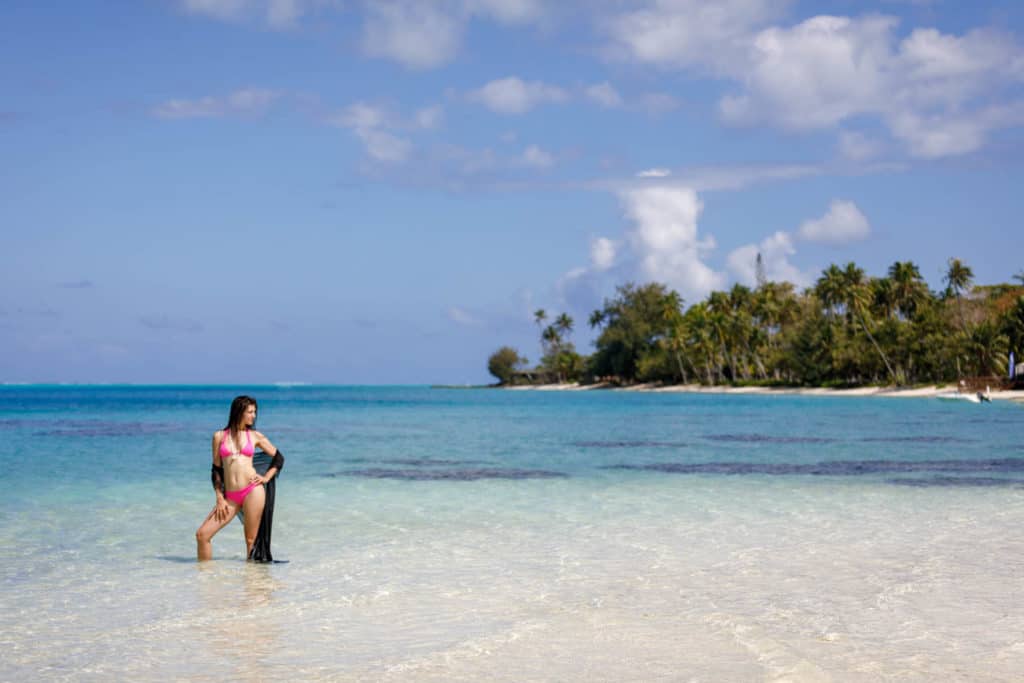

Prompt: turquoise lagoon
[2,385,1023,681]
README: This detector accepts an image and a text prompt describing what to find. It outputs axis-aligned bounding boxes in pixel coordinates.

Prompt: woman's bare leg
[196,502,240,561]
[241,485,266,558]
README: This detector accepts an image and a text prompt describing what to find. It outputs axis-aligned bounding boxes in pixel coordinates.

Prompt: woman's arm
[253,431,284,483]
[210,432,230,520]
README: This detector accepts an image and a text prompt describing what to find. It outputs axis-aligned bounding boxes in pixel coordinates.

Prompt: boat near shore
[936,391,982,403]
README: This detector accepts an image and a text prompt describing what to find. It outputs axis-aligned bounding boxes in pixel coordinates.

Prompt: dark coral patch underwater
[327,467,569,481]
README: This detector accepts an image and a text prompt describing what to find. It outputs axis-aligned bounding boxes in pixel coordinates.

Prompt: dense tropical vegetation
[488,258,1024,387]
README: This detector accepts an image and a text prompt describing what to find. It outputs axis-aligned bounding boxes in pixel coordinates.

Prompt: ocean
[2,385,1023,681]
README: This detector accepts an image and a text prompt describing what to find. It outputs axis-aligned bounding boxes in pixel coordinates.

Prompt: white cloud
[621,186,726,300]
[358,129,412,163]
[718,16,1024,157]
[727,231,811,288]
[605,0,1024,159]
[887,102,1024,158]
[555,185,727,315]
[151,88,279,119]
[360,0,547,69]
[590,237,616,271]
[332,102,413,163]
[468,77,568,114]
[798,199,871,244]
[637,168,671,178]
[585,82,623,108]
[719,15,898,130]
[362,2,463,70]
[521,144,554,167]
[604,0,785,73]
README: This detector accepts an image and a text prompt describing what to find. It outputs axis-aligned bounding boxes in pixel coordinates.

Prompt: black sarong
[246,450,278,562]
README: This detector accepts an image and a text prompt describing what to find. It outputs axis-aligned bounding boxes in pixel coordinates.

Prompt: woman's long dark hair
[225,395,257,449]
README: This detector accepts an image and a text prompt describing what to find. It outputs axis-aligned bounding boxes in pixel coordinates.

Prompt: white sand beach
[507,382,1024,401]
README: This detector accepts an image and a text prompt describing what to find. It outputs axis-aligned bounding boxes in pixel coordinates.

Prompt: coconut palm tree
[888,261,927,320]
[555,313,574,338]
[840,262,900,384]
[965,321,1008,377]
[728,284,763,380]
[660,291,690,383]
[706,291,736,381]
[871,277,897,320]
[944,258,974,331]
[815,264,846,318]
[684,303,718,384]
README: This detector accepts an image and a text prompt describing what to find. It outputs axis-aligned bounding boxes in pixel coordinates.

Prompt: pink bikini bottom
[225,481,261,506]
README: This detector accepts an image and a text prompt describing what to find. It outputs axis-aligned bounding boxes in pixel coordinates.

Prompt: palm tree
[888,261,926,320]
[944,258,974,331]
[1013,270,1024,285]
[728,284,762,380]
[555,313,574,337]
[815,264,845,318]
[840,262,900,384]
[965,321,1008,376]
[684,304,718,385]
[871,277,896,320]
[541,324,562,381]
[660,291,690,383]
[706,291,736,381]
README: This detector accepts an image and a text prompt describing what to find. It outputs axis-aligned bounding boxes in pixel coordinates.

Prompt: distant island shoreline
[500,381,1024,402]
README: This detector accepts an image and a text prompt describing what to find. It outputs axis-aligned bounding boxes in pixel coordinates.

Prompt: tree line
[488,259,1024,387]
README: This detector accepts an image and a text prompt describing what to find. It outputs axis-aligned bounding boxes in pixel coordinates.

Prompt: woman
[196,396,284,561]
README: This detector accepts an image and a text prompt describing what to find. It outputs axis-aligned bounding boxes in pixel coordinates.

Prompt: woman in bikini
[196,395,284,561]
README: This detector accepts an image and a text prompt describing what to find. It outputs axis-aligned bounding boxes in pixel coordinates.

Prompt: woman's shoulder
[213,429,225,440]
[251,429,267,440]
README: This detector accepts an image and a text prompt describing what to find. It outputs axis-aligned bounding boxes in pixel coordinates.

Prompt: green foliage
[1002,296,1024,356]
[487,346,527,385]
[489,257,1018,388]
[589,283,678,382]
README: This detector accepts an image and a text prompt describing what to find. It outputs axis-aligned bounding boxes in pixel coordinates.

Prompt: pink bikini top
[219,429,254,459]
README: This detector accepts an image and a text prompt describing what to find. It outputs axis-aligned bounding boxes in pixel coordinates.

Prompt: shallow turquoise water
[3,386,1023,680]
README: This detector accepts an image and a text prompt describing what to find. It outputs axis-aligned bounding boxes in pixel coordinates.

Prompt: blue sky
[3,0,1024,384]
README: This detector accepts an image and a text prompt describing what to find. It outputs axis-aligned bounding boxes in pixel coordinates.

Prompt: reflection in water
[196,562,284,679]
